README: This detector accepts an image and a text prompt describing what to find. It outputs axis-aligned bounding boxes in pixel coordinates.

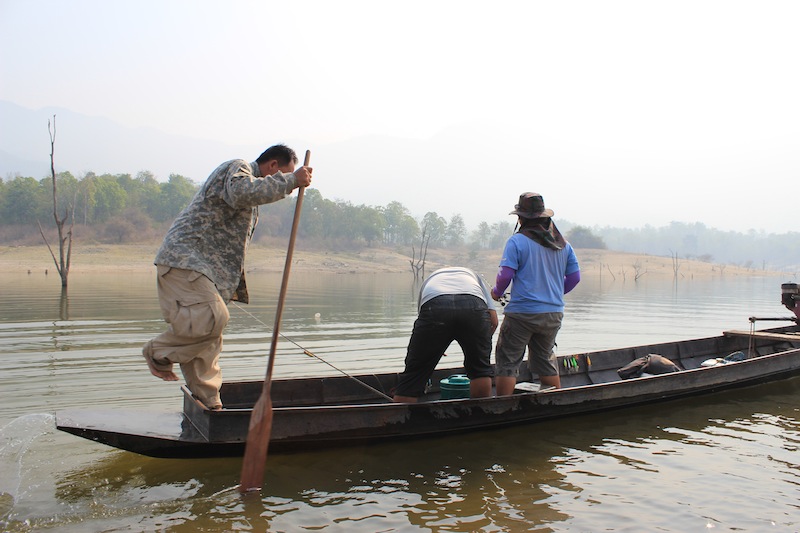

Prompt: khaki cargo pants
[146,266,230,408]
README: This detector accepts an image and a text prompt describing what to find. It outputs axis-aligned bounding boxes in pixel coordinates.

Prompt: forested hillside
[1,172,798,271]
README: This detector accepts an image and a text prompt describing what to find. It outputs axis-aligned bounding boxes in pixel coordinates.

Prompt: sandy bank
[0,243,781,281]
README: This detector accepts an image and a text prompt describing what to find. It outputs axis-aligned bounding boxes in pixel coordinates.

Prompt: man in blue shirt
[491,193,581,395]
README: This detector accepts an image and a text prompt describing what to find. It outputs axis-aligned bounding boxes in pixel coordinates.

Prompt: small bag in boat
[617,354,681,379]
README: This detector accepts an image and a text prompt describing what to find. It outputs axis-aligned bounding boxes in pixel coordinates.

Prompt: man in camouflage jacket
[142,144,313,410]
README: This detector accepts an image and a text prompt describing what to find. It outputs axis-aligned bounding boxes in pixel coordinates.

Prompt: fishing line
[231,302,394,402]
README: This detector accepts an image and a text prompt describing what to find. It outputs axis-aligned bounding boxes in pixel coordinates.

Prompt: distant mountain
[0,100,463,214]
[0,100,262,181]
[0,147,40,178]
[3,100,798,269]
[0,100,521,230]
[3,100,795,248]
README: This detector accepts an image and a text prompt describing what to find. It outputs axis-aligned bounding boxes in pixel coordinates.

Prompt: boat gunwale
[205,342,800,415]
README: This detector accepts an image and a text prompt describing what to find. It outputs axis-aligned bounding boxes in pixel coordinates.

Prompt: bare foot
[142,342,179,381]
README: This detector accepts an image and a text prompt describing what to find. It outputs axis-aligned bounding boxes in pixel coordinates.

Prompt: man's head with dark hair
[256,144,299,176]
[256,144,298,166]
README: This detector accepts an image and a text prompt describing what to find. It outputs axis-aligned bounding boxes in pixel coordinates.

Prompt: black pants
[394,294,494,398]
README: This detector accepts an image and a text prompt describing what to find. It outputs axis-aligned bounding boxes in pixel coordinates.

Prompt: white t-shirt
[418,267,495,312]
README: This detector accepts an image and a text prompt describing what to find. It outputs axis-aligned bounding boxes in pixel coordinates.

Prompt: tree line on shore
[1,171,798,270]
[0,171,548,249]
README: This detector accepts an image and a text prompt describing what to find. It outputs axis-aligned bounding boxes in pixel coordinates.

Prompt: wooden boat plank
[54,409,239,458]
[723,330,800,342]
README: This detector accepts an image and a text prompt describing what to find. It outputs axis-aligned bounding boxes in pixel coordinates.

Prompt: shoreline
[0,243,784,280]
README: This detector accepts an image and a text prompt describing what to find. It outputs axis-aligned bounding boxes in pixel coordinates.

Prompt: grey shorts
[495,312,563,378]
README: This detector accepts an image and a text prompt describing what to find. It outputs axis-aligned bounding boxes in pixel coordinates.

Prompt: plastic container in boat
[440,374,471,399]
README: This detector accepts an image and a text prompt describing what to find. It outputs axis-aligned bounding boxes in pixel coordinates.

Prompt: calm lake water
[1,269,799,532]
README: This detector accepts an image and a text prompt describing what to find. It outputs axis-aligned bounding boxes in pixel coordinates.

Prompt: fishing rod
[232,302,394,402]
[497,220,519,307]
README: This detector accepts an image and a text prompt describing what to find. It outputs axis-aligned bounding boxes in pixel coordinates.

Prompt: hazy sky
[2,0,798,234]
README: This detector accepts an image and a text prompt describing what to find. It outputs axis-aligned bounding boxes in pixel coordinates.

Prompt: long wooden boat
[56,323,800,458]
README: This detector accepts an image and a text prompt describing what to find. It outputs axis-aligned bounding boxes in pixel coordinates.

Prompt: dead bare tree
[409,223,431,281]
[670,249,682,281]
[600,263,617,281]
[37,115,76,288]
[633,259,647,281]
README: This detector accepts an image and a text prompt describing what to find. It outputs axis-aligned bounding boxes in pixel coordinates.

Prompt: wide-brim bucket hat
[509,192,554,218]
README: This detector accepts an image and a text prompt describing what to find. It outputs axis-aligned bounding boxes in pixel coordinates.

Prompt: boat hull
[56,325,800,457]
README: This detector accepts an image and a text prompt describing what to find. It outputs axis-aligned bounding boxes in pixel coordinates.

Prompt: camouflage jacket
[154,159,298,303]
